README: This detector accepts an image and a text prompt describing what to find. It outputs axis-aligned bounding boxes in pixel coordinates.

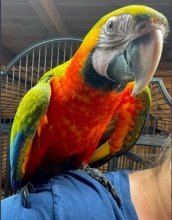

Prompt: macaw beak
[106,27,165,96]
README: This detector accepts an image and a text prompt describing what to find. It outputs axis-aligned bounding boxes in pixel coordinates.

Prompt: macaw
[10,5,168,193]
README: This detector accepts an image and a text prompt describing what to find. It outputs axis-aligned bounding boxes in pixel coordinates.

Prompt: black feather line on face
[134,14,149,23]
[98,14,134,51]
[82,51,127,92]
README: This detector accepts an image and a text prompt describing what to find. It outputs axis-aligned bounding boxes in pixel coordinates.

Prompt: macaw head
[78,5,169,95]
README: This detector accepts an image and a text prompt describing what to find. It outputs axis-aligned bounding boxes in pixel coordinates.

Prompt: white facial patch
[92,48,118,78]
[92,14,134,79]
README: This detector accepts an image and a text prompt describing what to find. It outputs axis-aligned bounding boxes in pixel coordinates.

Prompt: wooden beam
[158,62,171,70]
[1,46,16,65]
[27,0,69,36]
[155,70,171,77]
[161,51,171,62]
[1,65,6,71]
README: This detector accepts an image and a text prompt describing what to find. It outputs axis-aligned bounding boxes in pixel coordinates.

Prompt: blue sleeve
[1,170,138,220]
[1,182,53,220]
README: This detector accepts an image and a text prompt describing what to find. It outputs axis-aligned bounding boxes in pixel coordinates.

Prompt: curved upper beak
[106,27,165,96]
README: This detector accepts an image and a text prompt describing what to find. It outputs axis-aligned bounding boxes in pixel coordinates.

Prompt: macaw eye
[105,17,118,34]
[106,20,114,33]
[108,21,114,31]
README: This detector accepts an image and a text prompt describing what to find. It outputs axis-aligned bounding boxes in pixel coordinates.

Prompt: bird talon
[78,165,121,207]
[79,164,89,170]
[26,182,35,193]
[17,182,35,208]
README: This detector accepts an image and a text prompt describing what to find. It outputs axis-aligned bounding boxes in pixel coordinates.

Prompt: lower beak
[106,28,164,96]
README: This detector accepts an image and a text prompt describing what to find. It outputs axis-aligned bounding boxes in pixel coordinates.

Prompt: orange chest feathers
[36,71,135,161]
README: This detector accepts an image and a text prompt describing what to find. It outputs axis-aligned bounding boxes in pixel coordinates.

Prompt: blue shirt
[1,170,138,220]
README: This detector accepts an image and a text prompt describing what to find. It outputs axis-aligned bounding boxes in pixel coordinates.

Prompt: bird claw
[17,182,35,208]
[78,165,121,207]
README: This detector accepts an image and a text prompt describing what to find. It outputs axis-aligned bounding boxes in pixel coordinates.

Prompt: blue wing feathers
[11,177,18,194]
[10,130,25,192]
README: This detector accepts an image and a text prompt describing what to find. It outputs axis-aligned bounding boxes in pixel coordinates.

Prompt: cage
[1,37,171,199]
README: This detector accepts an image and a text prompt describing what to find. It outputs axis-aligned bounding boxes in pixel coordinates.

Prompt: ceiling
[1,0,171,94]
